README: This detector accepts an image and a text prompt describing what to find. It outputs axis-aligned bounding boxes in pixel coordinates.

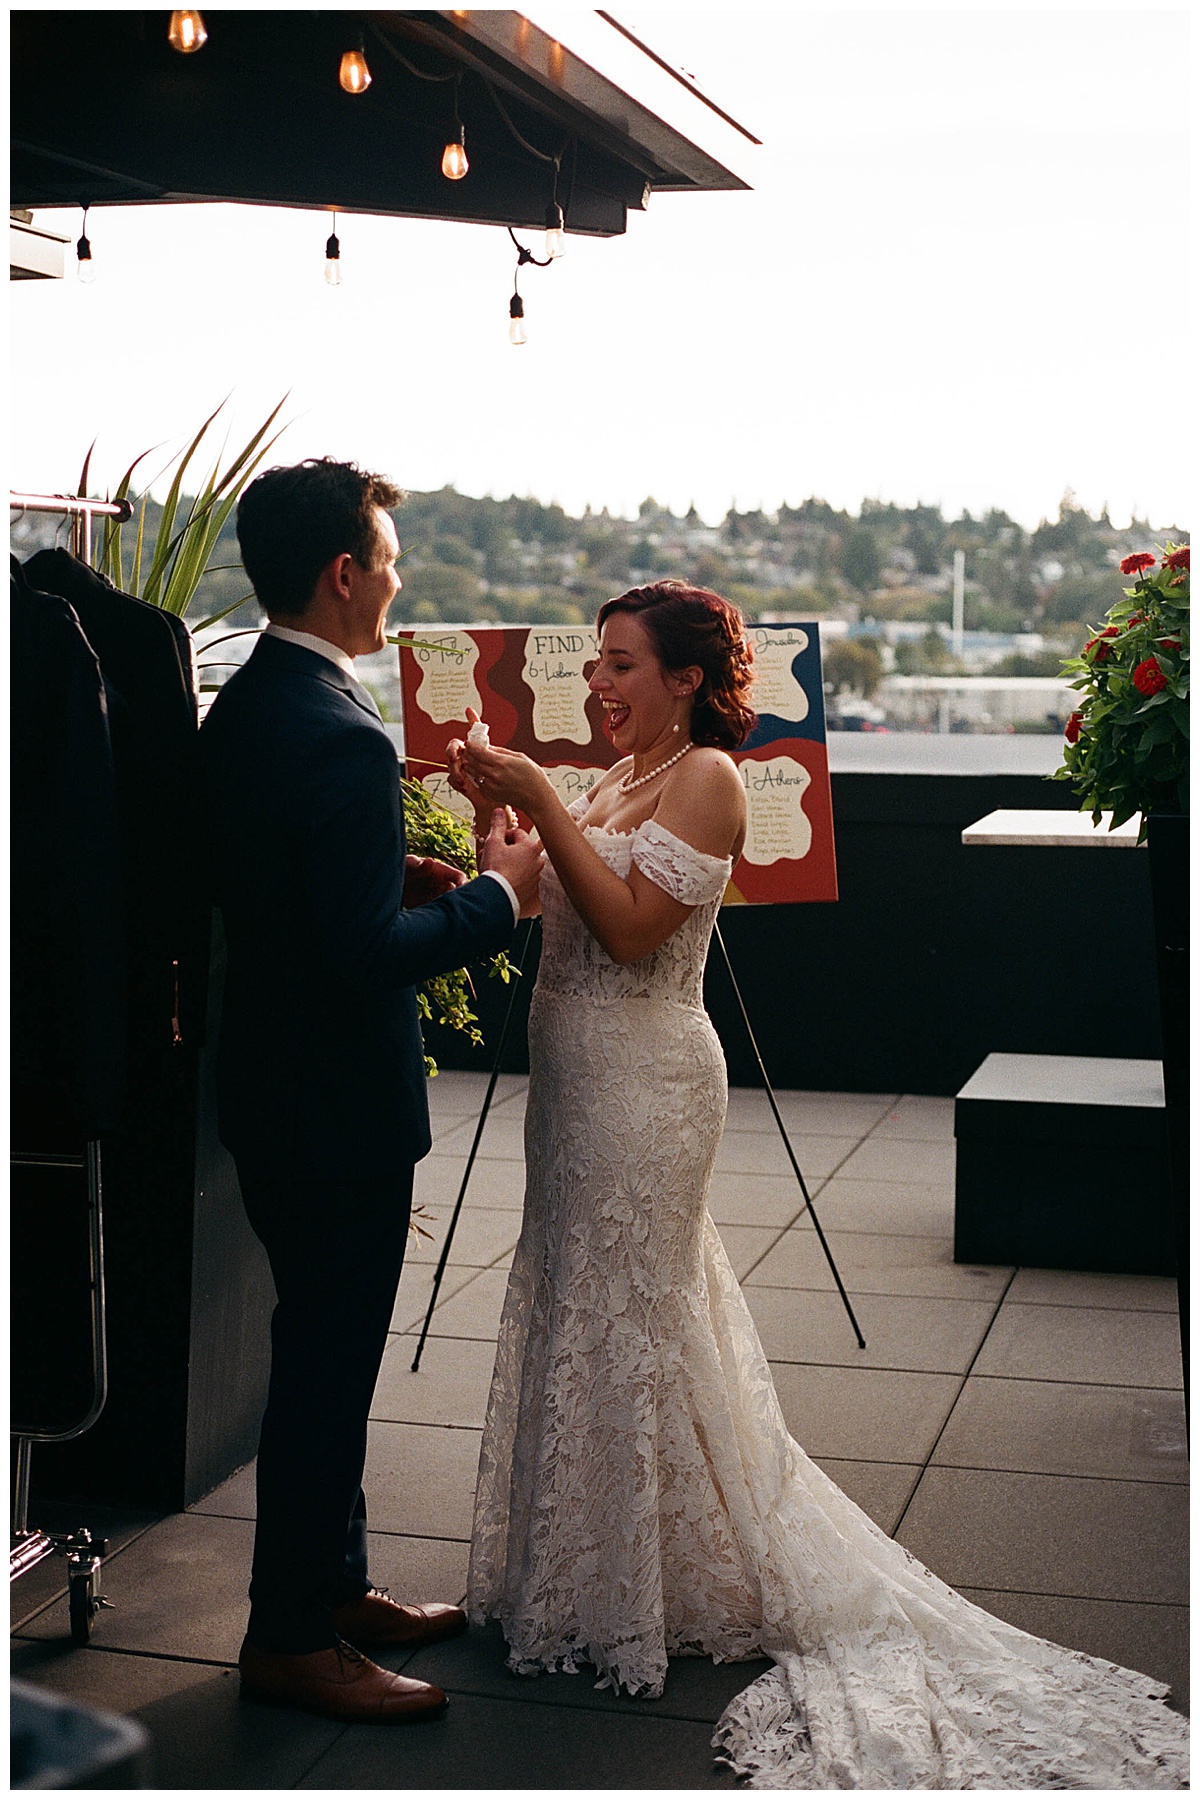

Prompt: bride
[446,580,1188,1789]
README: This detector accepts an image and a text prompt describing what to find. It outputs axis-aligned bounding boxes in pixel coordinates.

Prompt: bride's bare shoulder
[672,745,744,801]
[655,746,745,858]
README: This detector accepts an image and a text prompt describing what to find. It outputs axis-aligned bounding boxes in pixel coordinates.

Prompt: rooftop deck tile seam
[995,1298,1188,1318]
[810,1454,925,1467]
[721,1124,884,1141]
[924,1460,1189,1486]
[382,1675,758,1728]
[735,1142,873,1284]
[949,1372,1185,1394]
[8,1636,240,1672]
[765,1360,996,1378]
[368,1418,484,1434]
[750,1281,995,1302]
[178,1506,255,1523]
[292,1732,355,1789]
[932,1584,1190,1611]
[361,1527,473,1545]
[950,1373,1187,1392]
[891,1266,1020,1538]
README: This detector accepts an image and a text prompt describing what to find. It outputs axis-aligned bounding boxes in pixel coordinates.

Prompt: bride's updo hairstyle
[597,580,757,750]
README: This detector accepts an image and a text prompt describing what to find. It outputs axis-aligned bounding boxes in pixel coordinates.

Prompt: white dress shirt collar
[264,621,357,683]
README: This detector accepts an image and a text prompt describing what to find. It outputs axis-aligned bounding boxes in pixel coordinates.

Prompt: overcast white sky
[9,5,1191,531]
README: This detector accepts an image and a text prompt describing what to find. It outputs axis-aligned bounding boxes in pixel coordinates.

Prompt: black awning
[11,11,757,238]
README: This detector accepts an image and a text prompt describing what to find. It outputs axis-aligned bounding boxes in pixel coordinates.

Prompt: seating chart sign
[396,622,837,905]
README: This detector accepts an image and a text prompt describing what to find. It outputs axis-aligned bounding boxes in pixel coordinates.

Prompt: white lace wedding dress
[466,796,1189,1789]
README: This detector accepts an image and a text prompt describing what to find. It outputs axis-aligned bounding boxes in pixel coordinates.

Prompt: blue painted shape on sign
[741,621,829,752]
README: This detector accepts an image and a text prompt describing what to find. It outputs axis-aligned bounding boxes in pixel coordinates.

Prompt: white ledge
[962,808,1144,848]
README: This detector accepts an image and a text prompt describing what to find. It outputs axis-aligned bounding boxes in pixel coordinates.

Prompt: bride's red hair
[597,581,757,750]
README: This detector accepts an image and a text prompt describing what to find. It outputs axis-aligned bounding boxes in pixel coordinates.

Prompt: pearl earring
[672,721,680,734]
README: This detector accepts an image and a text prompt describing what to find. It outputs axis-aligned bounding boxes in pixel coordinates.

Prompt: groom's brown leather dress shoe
[331,1589,468,1652]
[238,1637,448,1722]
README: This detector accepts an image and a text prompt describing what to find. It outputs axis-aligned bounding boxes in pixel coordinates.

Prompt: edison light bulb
[544,202,565,259]
[76,239,96,284]
[168,10,208,53]
[508,294,527,346]
[441,128,469,180]
[324,232,342,286]
[339,49,372,93]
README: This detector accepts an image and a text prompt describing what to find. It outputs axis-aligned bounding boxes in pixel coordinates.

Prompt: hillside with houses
[13,485,1186,731]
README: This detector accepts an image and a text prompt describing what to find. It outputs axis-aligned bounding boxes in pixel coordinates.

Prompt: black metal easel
[713,922,866,1350]
[411,918,536,1372]
[410,912,866,1365]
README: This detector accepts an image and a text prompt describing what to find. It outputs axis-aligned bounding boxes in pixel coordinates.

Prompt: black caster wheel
[68,1569,95,1644]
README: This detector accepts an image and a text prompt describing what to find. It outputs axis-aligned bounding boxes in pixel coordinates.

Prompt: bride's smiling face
[588,612,692,756]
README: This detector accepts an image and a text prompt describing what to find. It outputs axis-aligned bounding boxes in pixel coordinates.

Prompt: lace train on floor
[466,806,1189,1788]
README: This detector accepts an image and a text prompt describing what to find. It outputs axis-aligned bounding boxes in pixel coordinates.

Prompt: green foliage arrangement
[400,776,517,1076]
[1053,546,1190,836]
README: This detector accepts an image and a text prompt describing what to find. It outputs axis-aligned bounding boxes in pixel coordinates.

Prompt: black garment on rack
[24,548,210,1052]
[10,557,125,1141]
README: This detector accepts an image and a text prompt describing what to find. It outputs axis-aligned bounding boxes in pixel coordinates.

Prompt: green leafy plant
[1052,545,1189,837]
[79,396,288,629]
[401,776,518,1077]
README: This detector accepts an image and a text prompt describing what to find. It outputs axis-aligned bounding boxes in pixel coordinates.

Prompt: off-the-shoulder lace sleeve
[630,818,733,906]
[567,790,595,822]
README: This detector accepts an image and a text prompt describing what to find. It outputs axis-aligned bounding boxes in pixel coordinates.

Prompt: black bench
[954,1052,1173,1275]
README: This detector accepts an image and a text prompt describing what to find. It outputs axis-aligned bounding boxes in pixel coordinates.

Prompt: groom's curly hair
[597,581,757,749]
[237,458,405,616]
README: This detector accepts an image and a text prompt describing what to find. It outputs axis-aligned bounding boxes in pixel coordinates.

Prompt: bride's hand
[446,710,492,825]
[463,736,555,818]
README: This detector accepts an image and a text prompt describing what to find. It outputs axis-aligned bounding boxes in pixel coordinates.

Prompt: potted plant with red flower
[1054,544,1189,835]
[1056,543,1189,1398]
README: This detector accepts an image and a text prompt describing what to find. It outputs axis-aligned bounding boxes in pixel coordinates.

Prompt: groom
[200,459,542,1723]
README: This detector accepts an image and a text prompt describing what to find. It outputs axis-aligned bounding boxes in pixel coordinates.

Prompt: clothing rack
[10,491,133,566]
[10,490,123,1641]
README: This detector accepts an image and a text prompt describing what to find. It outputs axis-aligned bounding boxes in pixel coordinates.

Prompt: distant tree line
[14,484,1185,645]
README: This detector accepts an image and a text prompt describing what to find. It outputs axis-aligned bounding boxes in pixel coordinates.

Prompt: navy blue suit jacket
[199,634,514,1182]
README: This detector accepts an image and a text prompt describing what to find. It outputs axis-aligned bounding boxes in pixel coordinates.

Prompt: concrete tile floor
[12,1078,1188,1788]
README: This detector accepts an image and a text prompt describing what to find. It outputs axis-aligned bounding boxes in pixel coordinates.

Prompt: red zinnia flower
[1132,657,1168,697]
[1064,711,1083,745]
[1160,638,1182,650]
[1163,547,1190,573]
[1120,553,1156,575]
[1084,627,1118,662]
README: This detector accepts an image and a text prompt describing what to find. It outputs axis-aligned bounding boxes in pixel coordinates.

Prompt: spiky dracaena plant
[79,396,288,635]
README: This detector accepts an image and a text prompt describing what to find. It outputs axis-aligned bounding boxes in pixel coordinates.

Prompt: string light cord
[366,26,459,83]
[508,226,553,271]
[361,23,568,169]
[483,90,573,256]
[363,25,572,223]
[481,76,568,169]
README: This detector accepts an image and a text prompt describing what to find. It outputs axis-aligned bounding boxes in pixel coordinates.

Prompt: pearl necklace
[617,740,693,793]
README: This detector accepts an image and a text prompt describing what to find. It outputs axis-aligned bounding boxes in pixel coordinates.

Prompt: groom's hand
[478,808,545,918]
[404,855,468,908]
